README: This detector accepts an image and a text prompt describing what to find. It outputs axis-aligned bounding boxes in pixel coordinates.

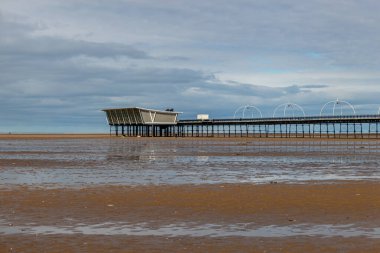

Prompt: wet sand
[3,234,380,253]
[1,183,380,252]
[1,135,380,252]
[2,183,380,226]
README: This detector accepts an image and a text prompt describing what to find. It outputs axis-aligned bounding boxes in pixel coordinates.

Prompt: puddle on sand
[1,221,380,238]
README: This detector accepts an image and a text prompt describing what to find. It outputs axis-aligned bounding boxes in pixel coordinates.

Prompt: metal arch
[233,105,263,119]
[242,105,263,118]
[272,103,306,118]
[320,98,356,116]
[334,99,356,115]
[320,101,336,116]
[233,105,247,119]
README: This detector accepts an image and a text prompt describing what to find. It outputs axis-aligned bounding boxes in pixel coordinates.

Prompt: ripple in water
[1,220,380,238]
[1,139,380,187]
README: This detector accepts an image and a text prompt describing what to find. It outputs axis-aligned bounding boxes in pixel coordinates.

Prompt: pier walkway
[109,114,380,139]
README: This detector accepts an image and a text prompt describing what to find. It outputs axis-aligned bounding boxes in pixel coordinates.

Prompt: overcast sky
[1,0,380,132]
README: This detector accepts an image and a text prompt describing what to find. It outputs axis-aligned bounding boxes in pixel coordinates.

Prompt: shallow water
[1,138,380,187]
[1,219,380,238]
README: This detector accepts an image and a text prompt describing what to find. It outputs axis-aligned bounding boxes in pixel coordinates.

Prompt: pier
[103,107,380,139]
[176,115,380,139]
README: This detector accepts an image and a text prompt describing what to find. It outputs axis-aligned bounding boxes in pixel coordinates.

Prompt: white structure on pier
[102,107,180,125]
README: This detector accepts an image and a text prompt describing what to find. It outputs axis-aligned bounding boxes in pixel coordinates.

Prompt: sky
[1,0,380,132]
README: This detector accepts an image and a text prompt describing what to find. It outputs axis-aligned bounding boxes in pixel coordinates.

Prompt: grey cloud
[0,19,204,99]
[5,39,152,59]
[0,19,151,60]
[283,84,329,94]
[134,1,380,69]
[78,1,380,70]
[161,56,191,61]
[1,2,380,132]
[299,84,329,89]
[0,21,214,127]
[196,81,318,99]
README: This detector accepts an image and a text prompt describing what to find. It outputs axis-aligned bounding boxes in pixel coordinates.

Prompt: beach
[1,135,380,252]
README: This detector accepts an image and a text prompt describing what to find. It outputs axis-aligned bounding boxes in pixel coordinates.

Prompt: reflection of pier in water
[106,139,380,164]
[1,138,380,187]
[102,139,380,184]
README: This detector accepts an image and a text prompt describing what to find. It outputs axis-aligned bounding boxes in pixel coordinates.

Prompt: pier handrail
[178,114,380,124]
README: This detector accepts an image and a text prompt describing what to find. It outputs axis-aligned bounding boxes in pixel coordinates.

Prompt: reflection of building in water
[254,141,380,164]
[107,140,182,162]
[105,138,380,166]
[196,156,209,163]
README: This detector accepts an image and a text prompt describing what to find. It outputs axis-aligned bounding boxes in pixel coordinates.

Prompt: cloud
[299,84,329,89]
[1,1,380,132]
[0,19,151,60]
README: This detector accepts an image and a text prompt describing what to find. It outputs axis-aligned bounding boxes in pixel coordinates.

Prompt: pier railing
[178,114,380,124]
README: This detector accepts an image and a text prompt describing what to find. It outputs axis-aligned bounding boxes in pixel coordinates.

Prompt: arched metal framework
[272,103,306,118]
[320,98,356,116]
[233,105,263,119]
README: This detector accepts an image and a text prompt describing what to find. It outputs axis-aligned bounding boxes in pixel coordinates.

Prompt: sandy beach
[2,183,380,252]
[1,135,380,252]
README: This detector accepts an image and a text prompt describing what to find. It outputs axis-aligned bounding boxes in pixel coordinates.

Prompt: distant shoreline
[1,133,380,141]
[0,134,110,139]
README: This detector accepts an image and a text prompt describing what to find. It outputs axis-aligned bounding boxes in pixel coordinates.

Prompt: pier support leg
[302,124,305,138]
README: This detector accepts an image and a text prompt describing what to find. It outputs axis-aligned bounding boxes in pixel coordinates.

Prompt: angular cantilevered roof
[102,107,180,125]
